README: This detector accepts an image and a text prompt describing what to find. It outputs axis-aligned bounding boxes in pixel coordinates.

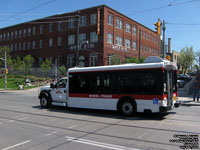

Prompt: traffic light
[154,21,161,34]
[6,69,8,74]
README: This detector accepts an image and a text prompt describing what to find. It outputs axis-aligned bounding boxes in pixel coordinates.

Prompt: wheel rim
[41,97,47,106]
[122,102,133,115]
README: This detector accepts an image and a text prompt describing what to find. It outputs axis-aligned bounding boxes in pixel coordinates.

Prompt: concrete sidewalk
[177,88,200,106]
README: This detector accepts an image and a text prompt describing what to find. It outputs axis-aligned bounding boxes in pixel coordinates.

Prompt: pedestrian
[193,78,200,102]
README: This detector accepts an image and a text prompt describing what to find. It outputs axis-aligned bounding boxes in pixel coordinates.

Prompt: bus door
[166,69,173,106]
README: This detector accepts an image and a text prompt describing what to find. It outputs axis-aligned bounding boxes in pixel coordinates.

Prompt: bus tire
[40,95,50,109]
[119,99,136,116]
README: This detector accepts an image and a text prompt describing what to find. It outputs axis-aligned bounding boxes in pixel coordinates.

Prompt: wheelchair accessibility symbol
[153,98,158,104]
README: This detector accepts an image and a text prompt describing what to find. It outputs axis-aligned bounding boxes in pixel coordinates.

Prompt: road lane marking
[68,125,77,129]
[42,131,57,137]
[18,117,30,120]
[1,140,31,150]
[65,136,139,150]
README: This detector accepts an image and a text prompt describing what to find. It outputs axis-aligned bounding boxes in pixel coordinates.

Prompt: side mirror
[50,83,55,88]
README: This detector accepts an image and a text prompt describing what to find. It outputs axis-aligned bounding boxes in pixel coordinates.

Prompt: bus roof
[68,61,177,73]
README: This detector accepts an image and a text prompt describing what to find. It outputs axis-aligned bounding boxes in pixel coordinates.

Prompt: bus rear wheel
[119,100,136,116]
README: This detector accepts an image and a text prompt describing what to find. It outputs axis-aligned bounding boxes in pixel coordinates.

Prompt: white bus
[39,57,179,116]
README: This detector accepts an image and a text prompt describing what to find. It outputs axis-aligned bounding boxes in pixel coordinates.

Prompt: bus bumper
[159,106,172,112]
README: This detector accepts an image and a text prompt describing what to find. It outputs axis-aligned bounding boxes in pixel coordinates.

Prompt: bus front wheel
[119,100,136,116]
[40,95,50,108]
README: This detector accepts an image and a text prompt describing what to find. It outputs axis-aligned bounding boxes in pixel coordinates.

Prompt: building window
[39,40,43,48]
[116,36,123,45]
[32,41,36,49]
[67,55,75,68]
[0,34,2,41]
[15,31,18,39]
[90,53,98,66]
[28,28,31,36]
[23,29,26,37]
[23,42,26,50]
[40,25,43,34]
[68,35,75,45]
[125,23,131,33]
[133,26,137,35]
[146,33,149,40]
[79,16,86,27]
[11,32,14,39]
[140,30,143,38]
[27,41,31,50]
[32,27,36,35]
[49,23,53,32]
[58,21,62,31]
[18,42,21,50]
[133,41,137,50]
[107,33,113,44]
[49,38,53,47]
[11,44,13,51]
[140,44,142,52]
[7,33,10,40]
[58,36,62,46]
[144,32,146,40]
[116,18,123,29]
[19,30,22,38]
[68,18,75,28]
[78,33,86,44]
[90,32,98,43]
[15,43,18,51]
[107,14,113,26]
[144,45,146,52]
[125,39,131,48]
[90,14,97,25]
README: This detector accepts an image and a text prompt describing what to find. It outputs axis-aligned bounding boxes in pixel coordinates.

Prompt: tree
[0,46,12,66]
[12,56,24,72]
[23,55,35,76]
[40,58,52,77]
[110,54,122,65]
[58,65,67,77]
[125,57,146,64]
[125,57,139,64]
[179,46,195,74]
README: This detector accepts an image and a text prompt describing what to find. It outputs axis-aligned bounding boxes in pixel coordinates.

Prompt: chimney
[168,38,171,53]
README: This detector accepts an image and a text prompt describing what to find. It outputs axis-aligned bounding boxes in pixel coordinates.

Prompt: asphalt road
[0,89,200,150]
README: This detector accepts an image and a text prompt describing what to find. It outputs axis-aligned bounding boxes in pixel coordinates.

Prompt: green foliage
[179,46,195,74]
[0,46,12,66]
[110,55,122,65]
[58,65,67,76]
[125,57,146,64]
[40,59,52,76]
[23,55,35,76]
[0,74,46,90]
[12,56,23,72]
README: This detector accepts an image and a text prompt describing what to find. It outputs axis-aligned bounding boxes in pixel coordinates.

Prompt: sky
[0,0,200,53]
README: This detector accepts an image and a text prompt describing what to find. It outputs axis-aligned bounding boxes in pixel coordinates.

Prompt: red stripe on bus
[69,93,165,100]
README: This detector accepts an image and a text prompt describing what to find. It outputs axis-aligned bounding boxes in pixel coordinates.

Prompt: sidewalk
[177,88,200,106]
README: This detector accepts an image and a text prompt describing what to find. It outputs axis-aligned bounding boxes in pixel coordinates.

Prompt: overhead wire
[127,0,200,15]
[0,0,58,22]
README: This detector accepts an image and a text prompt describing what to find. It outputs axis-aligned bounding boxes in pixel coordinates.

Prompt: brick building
[0,5,160,68]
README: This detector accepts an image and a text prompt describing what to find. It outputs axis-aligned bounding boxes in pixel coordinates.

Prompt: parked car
[177,74,192,83]
[177,80,185,88]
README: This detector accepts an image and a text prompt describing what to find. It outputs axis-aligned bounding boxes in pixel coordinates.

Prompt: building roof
[0,4,157,34]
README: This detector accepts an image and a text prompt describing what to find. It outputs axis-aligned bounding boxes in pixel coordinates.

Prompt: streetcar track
[0,107,199,135]
[0,115,179,149]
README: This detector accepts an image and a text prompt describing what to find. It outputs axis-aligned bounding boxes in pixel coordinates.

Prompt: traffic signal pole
[162,20,166,59]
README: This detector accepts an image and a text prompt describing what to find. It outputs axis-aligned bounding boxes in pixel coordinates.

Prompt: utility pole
[76,11,80,67]
[4,51,7,90]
